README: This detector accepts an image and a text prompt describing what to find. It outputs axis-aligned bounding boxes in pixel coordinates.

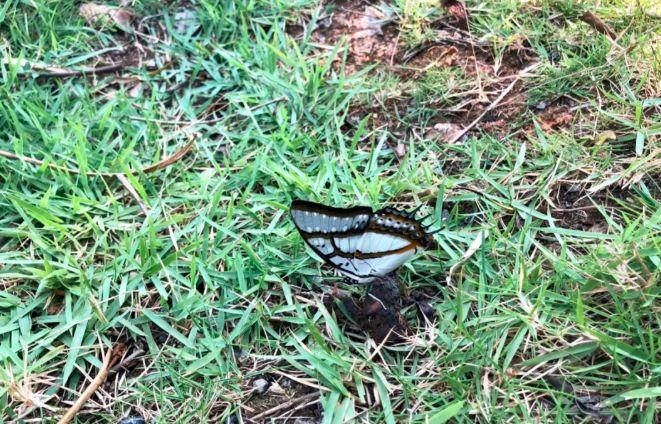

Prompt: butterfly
[290,200,436,282]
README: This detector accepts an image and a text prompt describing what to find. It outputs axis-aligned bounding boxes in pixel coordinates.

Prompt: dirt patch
[549,182,629,232]
[310,0,399,74]
[327,275,408,343]
[290,1,546,144]
[396,29,537,135]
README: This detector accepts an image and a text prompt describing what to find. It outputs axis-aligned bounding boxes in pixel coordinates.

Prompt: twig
[248,392,319,422]
[141,139,196,173]
[444,62,540,144]
[580,11,617,40]
[57,346,115,424]
[0,138,195,177]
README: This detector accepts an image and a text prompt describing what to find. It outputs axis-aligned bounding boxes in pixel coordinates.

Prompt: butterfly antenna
[427,228,443,235]
[407,204,424,218]
[422,220,438,229]
[416,213,433,223]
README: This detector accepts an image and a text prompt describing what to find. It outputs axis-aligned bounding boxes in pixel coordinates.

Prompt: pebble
[253,378,269,394]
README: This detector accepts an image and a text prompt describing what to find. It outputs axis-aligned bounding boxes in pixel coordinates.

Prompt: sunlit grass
[0,0,659,422]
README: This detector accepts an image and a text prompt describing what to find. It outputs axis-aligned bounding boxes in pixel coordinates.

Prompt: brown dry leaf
[79,3,133,28]
[441,0,469,30]
[439,45,458,66]
[540,111,573,131]
[425,122,464,143]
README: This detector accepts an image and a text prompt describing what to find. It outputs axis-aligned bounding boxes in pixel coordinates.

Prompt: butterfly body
[290,200,434,282]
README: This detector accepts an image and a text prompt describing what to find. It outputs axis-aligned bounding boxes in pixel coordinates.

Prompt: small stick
[57,346,115,424]
[444,62,540,144]
[580,11,617,40]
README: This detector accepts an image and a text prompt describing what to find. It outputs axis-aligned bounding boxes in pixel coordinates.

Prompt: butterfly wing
[291,200,434,282]
[290,200,372,262]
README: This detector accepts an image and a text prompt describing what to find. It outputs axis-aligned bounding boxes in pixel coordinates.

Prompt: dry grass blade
[141,138,196,173]
[116,173,151,215]
[33,63,128,79]
[57,346,116,424]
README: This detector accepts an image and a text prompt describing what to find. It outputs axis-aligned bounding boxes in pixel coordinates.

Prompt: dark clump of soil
[329,275,409,343]
[324,274,437,344]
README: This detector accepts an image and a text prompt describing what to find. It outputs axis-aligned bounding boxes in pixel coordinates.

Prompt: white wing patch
[329,248,416,279]
[333,235,363,255]
[357,232,410,254]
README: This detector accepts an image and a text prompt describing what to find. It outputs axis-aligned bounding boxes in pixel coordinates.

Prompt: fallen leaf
[268,382,286,395]
[425,122,464,143]
[540,111,573,131]
[80,3,133,29]
[594,130,616,146]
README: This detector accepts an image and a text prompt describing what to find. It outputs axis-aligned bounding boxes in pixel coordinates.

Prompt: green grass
[0,0,659,422]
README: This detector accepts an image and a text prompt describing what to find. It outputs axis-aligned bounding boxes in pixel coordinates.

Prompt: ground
[0,0,659,423]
